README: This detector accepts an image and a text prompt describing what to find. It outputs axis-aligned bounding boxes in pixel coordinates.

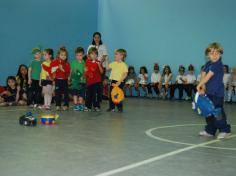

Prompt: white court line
[95,134,236,176]
[146,124,236,151]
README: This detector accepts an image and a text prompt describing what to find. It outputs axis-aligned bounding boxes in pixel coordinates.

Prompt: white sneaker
[217,132,231,139]
[199,131,214,137]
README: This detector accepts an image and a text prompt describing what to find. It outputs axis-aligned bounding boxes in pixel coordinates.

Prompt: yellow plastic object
[111,84,124,104]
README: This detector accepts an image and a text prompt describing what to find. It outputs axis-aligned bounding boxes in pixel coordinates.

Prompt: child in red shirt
[84,47,103,111]
[50,47,70,111]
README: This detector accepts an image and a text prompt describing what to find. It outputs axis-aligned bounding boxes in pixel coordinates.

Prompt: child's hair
[128,66,135,74]
[162,65,172,76]
[140,66,148,74]
[75,47,85,54]
[57,46,69,62]
[92,32,103,45]
[16,64,28,88]
[44,48,54,60]
[32,47,41,55]
[154,63,159,71]
[224,64,229,73]
[178,65,185,73]
[205,42,224,56]
[201,65,205,71]
[6,76,16,88]
[115,49,127,60]
[188,64,194,71]
[88,47,98,56]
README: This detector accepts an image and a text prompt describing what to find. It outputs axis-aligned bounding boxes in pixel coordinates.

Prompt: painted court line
[146,124,236,151]
[95,134,236,176]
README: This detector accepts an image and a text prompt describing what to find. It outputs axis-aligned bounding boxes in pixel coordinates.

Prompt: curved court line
[95,134,236,176]
[146,124,236,151]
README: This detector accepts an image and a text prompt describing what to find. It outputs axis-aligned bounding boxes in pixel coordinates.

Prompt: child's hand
[197,84,206,95]
[116,81,121,86]
[59,64,64,71]
[28,79,32,85]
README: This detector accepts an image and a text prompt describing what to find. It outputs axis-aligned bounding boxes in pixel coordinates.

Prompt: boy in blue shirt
[197,42,231,139]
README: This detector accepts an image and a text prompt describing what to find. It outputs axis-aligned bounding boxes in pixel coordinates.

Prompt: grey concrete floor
[0,98,235,176]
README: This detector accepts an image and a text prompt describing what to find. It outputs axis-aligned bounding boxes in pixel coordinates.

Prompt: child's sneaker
[199,131,214,137]
[83,107,91,112]
[93,107,101,112]
[56,106,61,111]
[217,132,231,139]
[118,109,123,113]
[62,106,69,111]
[106,108,115,112]
[73,105,79,111]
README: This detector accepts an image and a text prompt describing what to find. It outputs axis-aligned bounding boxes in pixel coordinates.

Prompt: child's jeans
[109,80,125,110]
[85,82,101,109]
[205,94,231,135]
[55,79,69,107]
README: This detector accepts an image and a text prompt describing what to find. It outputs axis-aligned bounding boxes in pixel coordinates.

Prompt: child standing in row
[28,47,42,107]
[51,47,70,111]
[40,48,54,110]
[70,47,86,111]
[84,47,103,112]
[197,42,231,139]
[105,49,128,112]
[223,65,231,102]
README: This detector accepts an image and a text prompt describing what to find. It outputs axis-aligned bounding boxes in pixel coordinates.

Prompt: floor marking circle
[146,124,236,151]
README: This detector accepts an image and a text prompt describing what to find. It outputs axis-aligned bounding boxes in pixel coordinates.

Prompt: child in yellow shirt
[104,49,128,112]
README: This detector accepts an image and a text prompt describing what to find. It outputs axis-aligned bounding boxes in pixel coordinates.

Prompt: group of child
[0,42,233,139]
[124,63,236,102]
[0,46,128,112]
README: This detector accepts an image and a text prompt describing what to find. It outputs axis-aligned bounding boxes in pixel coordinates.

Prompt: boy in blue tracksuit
[197,42,231,139]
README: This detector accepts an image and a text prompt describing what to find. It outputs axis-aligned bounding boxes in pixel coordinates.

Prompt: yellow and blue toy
[40,114,59,125]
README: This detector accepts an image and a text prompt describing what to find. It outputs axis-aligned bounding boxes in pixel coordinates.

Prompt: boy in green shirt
[70,47,86,111]
[27,47,42,107]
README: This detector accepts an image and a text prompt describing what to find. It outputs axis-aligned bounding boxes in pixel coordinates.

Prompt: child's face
[115,52,123,62]
[189,70,194,75]
[20,66,27,76]
[208,48,221,62]
[8,79,16,88]
[223,66,227,73]
[154,69,159,73]
[89,52,97,60]
[141,69,145,74]
[179,70,184,75]
[43,52,51,61]
[34,52,41,60]
[59,51,67,60]
[232,68,236,75]
[76,52,84,61]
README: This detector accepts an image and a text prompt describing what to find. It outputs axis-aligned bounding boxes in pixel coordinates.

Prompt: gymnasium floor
[0,98,235,176]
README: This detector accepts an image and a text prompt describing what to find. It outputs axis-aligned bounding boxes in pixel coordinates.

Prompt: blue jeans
[205,94,231,135]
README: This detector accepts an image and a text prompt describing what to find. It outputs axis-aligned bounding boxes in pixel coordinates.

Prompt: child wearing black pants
[104,49,128,113]
[86,82,101,111]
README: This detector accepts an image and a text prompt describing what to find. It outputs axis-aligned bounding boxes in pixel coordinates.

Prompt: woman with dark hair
[87,32,109,71]
[16,64,28,104]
